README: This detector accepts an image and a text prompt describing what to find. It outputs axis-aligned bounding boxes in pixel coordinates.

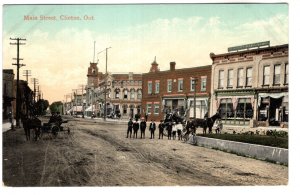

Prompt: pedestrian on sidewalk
[133,119,139,139]
[158,120,165,139]
[9,112,14,130]
[126,118,133,138]
[140,117,147,139]
[149,119,156,139]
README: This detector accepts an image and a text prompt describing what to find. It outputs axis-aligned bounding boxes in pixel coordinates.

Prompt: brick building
[86,61,142,118]
[2,69,15,120]
[142,59,212,122]
[100,72,142,118]
[210,42,288,127]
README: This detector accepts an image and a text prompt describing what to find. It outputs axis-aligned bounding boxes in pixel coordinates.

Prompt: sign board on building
[228,41,270,52]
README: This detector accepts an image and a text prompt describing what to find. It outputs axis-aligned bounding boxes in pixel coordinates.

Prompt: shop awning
[258,92,288,107]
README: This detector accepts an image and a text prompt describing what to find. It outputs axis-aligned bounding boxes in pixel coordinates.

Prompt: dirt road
[2,117,288,186]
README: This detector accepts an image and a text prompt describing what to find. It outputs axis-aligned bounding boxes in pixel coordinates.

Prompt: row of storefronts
[142,42,288,127]
[80,42,288,128]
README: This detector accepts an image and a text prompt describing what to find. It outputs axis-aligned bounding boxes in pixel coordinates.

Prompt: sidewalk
[2,119,16,133]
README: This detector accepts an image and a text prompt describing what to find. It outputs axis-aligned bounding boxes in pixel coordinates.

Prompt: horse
[163,112,186,136]
[191,113,221,134]
[21,115,42,141]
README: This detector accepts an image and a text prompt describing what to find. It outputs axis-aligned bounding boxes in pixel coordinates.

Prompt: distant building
[86,62,142,118]
[98,72,142,119]
[2,69,15,120]
[142,59,212,122]
[210,42,288,127]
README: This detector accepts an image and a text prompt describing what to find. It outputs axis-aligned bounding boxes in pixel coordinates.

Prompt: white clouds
[3,13,288,103]
[236,14,288,45]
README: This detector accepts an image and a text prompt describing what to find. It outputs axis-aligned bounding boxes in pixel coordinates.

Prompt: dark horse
[192,113,221,134]
[21,115,42,141]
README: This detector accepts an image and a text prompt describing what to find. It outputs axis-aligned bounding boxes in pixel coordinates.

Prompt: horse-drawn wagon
[21,113,70,141]
[41,119,70,138]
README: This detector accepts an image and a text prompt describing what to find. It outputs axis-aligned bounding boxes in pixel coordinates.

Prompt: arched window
[130,89,135,100]
[115,88,120,99]
[123,89,128,99]
[137,89,142,99]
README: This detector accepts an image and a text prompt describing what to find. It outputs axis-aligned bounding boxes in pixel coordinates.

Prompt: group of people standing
[126,118,157,139]
[126,118,186,141]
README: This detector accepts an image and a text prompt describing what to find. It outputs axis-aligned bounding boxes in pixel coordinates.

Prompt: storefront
[187,97,209,119]
[216,95,255,126]
[162,97,186,117]
[257,92,288,126]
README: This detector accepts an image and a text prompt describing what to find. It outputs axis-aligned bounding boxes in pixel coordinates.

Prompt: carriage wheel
[51,125,60,138]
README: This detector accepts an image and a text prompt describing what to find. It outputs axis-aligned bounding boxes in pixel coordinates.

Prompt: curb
[188,135,288,165]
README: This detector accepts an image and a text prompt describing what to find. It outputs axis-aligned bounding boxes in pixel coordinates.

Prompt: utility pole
[72,89,78,116]
[104,47,111,121]
[79,84,85,118]
[23,70,31,83]
[31,78,39,103]
[193,78,198,119]
[10,37,26,127]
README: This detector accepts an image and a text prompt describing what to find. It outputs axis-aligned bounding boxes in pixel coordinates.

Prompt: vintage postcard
[1,1,297,193]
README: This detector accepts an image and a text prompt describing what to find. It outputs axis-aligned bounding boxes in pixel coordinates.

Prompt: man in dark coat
[126,118,133,138]
[140,118,147,139]
[167,123,172,140]
[149,119,156,139]
[133,119,140,139]
[158,120,165,139]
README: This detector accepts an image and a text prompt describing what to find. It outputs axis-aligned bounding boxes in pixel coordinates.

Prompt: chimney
[170,62,176,71]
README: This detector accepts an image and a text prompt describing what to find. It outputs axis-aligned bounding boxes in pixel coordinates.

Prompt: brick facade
[142,60,212,122]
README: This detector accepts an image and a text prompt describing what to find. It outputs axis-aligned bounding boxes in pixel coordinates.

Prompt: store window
[236,98,253,119]
[219,98,234,119]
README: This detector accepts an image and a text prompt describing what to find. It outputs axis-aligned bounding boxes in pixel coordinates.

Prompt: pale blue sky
[2,3,289,103]
[3,4,288,37]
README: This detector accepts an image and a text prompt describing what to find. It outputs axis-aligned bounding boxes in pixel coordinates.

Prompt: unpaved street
[2,117,288,186]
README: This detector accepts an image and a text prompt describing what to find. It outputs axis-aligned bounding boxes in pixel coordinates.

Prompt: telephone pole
[10,37,26,127]
[31,78,39,103]
[78,84,86,118]
[104,47,111,121]
[23,70,31,83]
